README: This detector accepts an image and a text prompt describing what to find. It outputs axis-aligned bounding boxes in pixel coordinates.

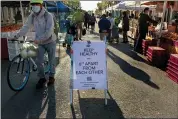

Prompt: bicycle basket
[20,42,38,59]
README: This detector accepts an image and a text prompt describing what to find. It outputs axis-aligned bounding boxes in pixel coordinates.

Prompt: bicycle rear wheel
[7,55,30,91]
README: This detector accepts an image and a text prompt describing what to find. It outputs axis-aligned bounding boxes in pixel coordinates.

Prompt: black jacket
[98,18,111,33]
[122,16,129,31]
[139,13,157,33]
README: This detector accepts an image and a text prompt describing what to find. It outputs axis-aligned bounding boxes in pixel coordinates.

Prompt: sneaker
[48,77,55,86]
[36,78,46,89]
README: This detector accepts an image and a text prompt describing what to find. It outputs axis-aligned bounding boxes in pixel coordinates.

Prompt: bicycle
[7,36,49,91]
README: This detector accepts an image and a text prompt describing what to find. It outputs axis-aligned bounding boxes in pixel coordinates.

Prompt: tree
[95,9,101,15]
[63,0,80,10]
[97,2,103,11]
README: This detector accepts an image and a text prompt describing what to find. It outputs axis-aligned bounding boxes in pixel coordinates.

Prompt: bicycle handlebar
[8,36,34,43]
[8,39,34,43]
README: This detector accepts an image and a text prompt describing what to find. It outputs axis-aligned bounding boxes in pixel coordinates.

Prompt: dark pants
[37,41,56,79]
[84,22,88,29]
[134,31,147,53]
[123,31,128,42]
[88,22,90,29]
[107,29,111,42]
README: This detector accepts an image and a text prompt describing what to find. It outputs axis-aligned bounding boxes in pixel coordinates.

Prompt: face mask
[32,6,41,13]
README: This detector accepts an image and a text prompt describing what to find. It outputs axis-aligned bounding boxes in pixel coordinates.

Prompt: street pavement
[1,26,178,118]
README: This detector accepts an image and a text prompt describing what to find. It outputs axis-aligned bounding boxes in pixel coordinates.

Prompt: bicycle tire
[7,55,30,91]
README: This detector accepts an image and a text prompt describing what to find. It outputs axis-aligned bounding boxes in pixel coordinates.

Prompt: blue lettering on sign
[80,48,98,56]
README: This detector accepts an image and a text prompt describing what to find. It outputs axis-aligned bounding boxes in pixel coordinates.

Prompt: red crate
[169,54,178,64]
[167,67,178,77]
[147,47,166,56]
[151,39,158,46]
[168,60,178,68]
[147,50,167,67]
[142,40,152,45]
[175,41,178,47]
[167,63,178,73]
[166,71,178,84]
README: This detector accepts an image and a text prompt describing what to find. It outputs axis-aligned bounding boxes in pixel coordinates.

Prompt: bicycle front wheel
[7,55,30,91]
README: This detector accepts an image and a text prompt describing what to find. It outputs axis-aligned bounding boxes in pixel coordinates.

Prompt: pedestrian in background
[90,13,97,33]
[122,11,129,43]
[73,9,84,40]
[107,13,115,43]
[98,14,111,41]
[84,12,89,29]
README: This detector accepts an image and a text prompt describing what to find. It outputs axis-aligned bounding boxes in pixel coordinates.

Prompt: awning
[46,1,71,12]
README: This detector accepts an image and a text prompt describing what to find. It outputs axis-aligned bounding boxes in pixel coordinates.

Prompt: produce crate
[169,54,178,64]
[142,39,158,56]
[147,46,166,56]
[167,70,178,84]
[166,54,178,84]
[142,40,152,56]
[146,46,167,67]
[7,40,23,61]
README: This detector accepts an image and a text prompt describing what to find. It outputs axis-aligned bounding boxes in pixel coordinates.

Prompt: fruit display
[129,19,138,28]
[148,26,155,32]
[161,32,178,41]
[1,24,22,32]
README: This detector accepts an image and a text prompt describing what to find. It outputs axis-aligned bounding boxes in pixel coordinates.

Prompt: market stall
[146,1,178,55]
[1,1,30,60]
[143,1,178,83]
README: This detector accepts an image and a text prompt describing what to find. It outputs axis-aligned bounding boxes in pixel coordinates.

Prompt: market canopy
[46,1,71,12]
[44,1,56,7]
[1,1,30,7]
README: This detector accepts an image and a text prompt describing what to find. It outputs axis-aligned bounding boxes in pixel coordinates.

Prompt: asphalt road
[1,25,178,118]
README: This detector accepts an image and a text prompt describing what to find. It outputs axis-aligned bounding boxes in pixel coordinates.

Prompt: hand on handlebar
[8,35,19,40]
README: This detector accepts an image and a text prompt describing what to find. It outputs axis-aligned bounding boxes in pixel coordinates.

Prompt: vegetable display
[1,24,23,32]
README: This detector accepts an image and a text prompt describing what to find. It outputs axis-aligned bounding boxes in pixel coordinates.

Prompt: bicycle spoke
[21,59,25,74]
[7,55,30,91]
[16,57,21,73]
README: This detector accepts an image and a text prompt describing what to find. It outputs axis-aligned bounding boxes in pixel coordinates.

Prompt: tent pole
[169,5,173,24]
[20,0,25,24]
[157,1,167,46]
[55,1,59,39]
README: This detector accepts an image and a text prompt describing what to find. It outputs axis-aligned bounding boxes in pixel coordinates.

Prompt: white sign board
[72,41,107,90]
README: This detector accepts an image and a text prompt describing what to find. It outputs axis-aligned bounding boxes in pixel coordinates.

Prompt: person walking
[84,12,89,29]
[134,7,157,53]
[90,13,97,33]
[98,14,111,41]
[14,0,57,89]
[73,9,84,40]
[107,13,115,43]
[122,11,129,43]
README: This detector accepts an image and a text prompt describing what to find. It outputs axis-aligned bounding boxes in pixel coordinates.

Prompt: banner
[72,41,107,90]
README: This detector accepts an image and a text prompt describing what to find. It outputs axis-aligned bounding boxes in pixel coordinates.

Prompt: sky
[80,1,101,11]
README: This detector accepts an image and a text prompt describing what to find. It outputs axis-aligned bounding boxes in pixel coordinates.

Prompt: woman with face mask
[14,0,57,89]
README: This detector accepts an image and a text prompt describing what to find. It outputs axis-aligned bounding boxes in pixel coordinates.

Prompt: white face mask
[32,6,41,13]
